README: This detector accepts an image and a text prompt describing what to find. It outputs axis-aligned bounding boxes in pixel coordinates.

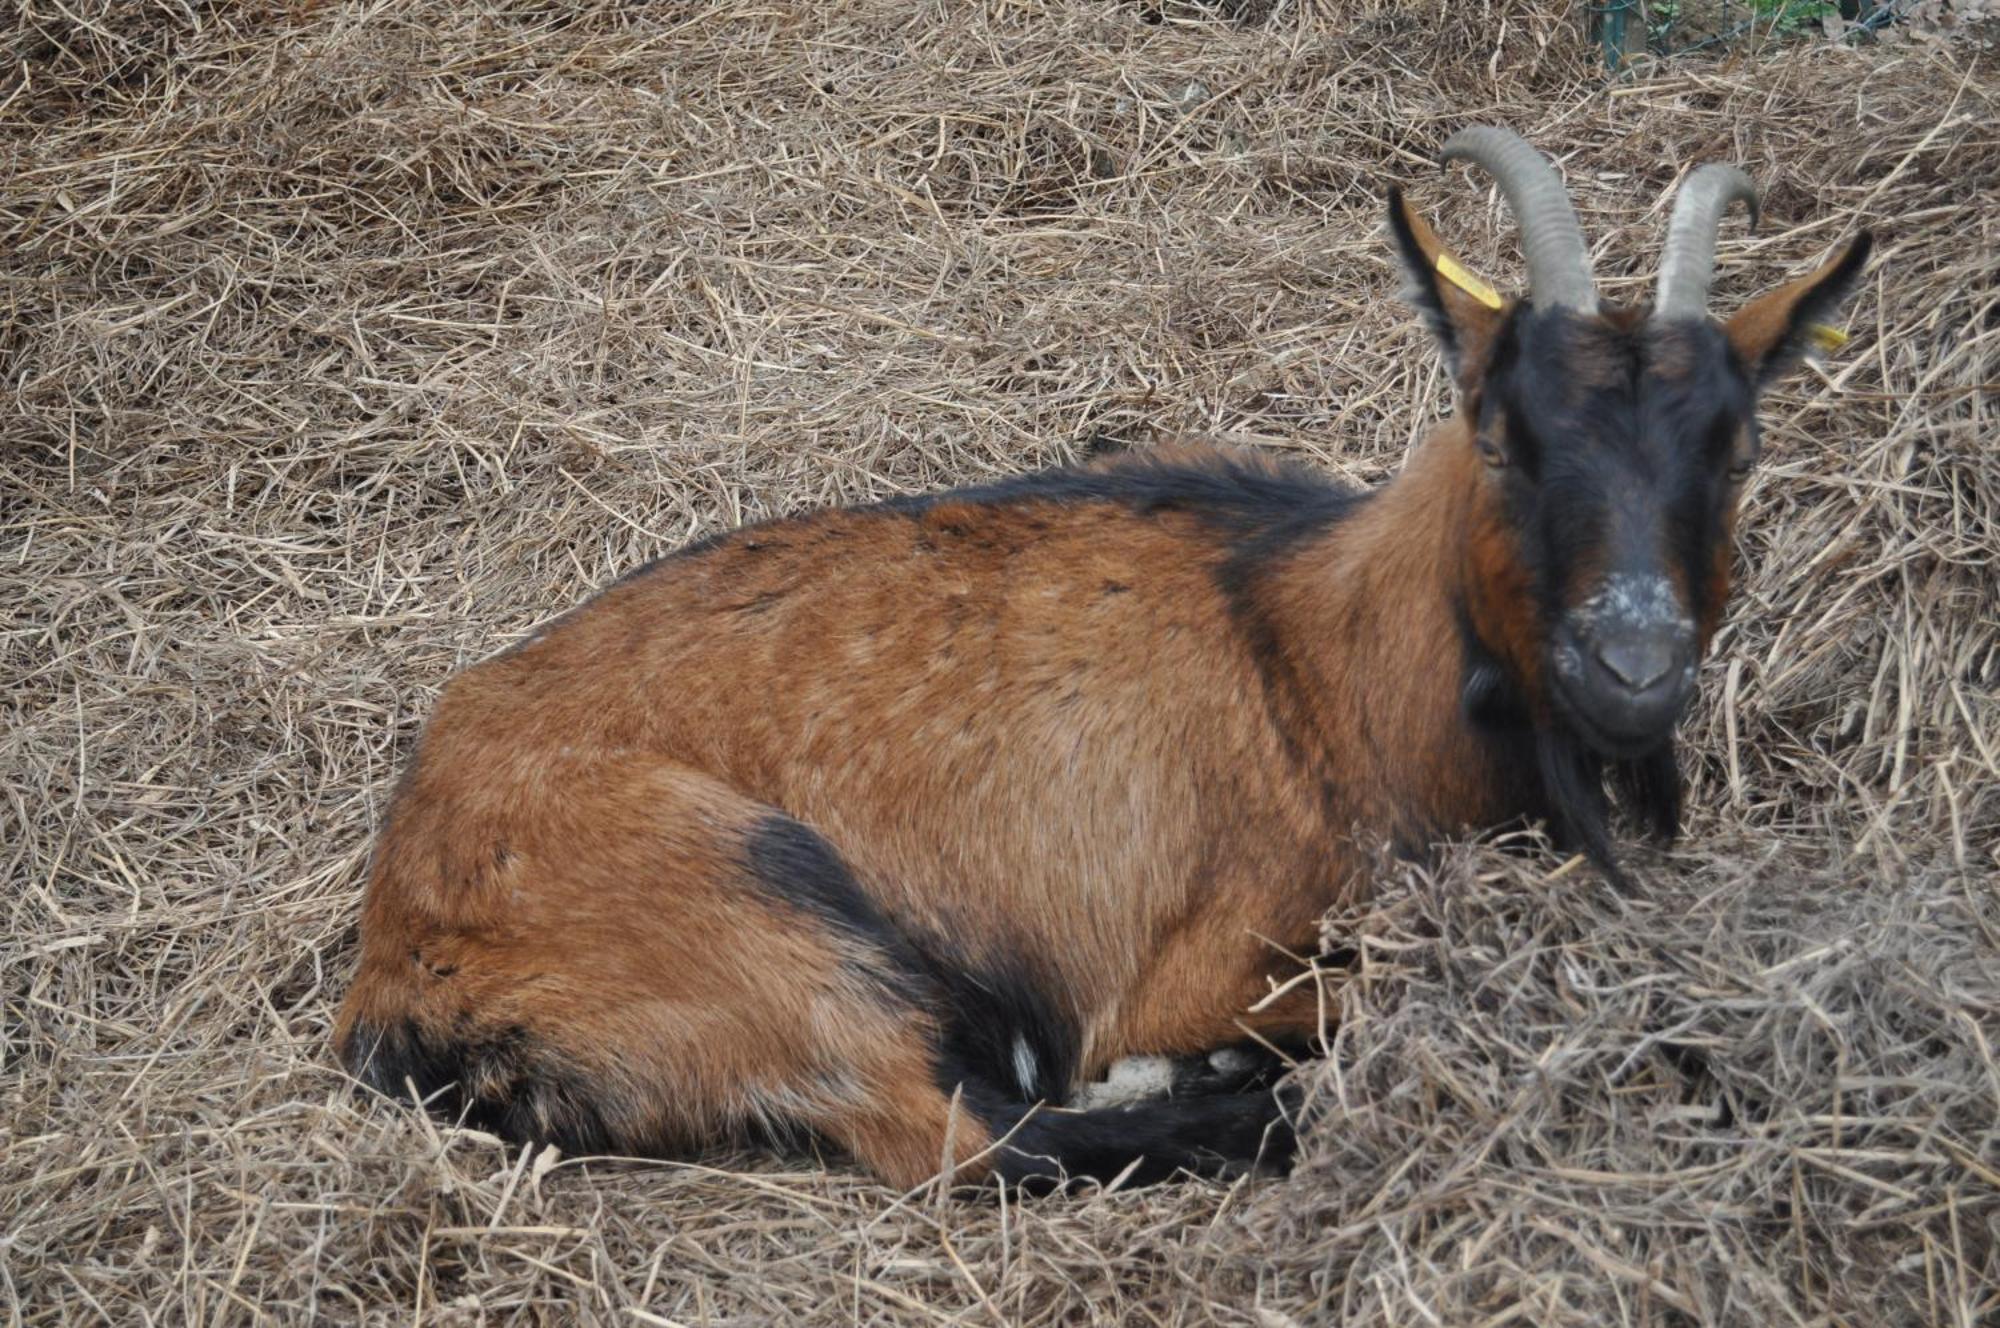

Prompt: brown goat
[335,128,1872,1189]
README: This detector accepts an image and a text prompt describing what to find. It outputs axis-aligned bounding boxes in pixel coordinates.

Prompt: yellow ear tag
[1435,252,1503,311]
[1805,323,1850,353]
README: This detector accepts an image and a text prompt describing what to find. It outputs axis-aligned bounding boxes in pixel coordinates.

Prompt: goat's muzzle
[1549,575,1699,756]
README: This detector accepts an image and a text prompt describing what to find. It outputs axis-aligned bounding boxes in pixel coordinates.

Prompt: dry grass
[4,1,1996,1324]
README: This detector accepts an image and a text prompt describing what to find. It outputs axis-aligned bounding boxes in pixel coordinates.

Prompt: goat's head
[1388,129,1871,785]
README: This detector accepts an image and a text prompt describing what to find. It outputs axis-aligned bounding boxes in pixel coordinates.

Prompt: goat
[335,127,1872,1190]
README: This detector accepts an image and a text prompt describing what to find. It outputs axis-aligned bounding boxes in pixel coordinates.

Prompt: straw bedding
[4,1,1995,1323]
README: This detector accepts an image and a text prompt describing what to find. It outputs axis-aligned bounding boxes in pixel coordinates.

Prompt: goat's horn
[1439,126,1597,313]
[1653,163,1760,322]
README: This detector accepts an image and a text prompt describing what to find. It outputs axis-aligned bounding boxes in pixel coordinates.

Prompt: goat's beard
[1536,727,1682,891]
[1458,618,1683,890]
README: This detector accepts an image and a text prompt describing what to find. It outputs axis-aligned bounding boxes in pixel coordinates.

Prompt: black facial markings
[1496,317,1754,598]
[1476,309,1537,476]
[1468,310,1768,873]
[1642,321,1758,626]
[1490,313,1755,560]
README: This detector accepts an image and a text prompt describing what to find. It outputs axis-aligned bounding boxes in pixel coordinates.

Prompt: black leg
[988,1087,1299,1192]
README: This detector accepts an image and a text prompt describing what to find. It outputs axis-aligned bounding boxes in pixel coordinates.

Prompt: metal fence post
[1589,0,1645,73]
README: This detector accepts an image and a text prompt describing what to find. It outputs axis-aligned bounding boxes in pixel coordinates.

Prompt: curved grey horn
[1439,126,1597,313]
[1653,163,1760,322]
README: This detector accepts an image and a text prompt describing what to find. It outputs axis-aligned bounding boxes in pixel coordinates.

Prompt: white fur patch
[1576,574,1693,635]
[1067,1055,1177,1110]
[1011,1036,1038,1098]
[1554,639,1586,682]
[1207,1047,1259,1077]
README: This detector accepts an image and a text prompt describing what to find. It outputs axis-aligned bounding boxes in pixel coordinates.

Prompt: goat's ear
[1386,186,1507,380]
[1725,232,1874,388]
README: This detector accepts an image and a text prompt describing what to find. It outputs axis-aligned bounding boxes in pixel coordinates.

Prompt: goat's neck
[1262,424,1533,842]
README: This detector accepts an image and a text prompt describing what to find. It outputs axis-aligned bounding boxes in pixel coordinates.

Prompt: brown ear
[1725,232,1874,388]
[1386,186,1508,382]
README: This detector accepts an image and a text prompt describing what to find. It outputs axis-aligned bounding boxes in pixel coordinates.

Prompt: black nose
[1594,636,1677,693]
[1554,619,1696,753]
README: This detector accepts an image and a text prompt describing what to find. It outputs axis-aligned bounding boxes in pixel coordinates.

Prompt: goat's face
[1387,134,1871,762]
[1466,308,1754,756]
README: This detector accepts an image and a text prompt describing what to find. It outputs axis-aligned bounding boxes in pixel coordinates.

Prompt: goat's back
[366,447,1362,1065]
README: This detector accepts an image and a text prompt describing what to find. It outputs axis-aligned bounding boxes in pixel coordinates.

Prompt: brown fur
[335,213,1870,1188]
[336,435,1520,1185]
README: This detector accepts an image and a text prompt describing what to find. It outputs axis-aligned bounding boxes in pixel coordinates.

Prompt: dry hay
[3,1,1996,1324]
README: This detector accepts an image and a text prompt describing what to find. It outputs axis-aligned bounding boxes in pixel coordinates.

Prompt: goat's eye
[1712,419,1756,482]
[1476,437,1507,469]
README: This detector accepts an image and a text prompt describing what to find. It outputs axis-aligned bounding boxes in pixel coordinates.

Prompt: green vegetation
[1755,0,1840,33]
[1645,0,1846,54]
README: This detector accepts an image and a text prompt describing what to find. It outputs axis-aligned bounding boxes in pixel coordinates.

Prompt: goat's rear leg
[335,762,1292,1186]
[334,763,1006,1186]
[1068,1040,1297,1110]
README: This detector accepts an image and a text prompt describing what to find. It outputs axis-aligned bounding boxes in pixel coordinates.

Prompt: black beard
[1535,726,1683,892]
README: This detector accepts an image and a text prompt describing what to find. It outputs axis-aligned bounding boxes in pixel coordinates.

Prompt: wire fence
[1588,0,1930,71]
